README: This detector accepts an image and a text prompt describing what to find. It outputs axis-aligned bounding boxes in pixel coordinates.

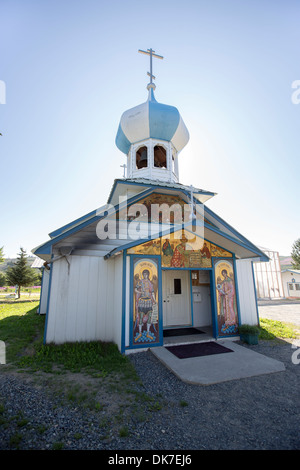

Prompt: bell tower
[115,49,189,183]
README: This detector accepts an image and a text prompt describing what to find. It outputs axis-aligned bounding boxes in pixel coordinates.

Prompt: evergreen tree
[291,238,300,269]
[5,248,39,298]
[0,246,4,263]
[0,272,6,287]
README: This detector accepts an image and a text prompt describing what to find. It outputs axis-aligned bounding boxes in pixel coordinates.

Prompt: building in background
[253,247,284,299]
[281,269,300,298]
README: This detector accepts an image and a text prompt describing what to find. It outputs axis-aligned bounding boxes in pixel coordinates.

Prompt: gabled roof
[32,180,269,263]
[108,178,216,205]
[104,218,269,262]
[32,187,153,260]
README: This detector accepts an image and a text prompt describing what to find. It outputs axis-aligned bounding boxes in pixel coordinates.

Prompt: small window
[289,283,294,290]
[174,278,182,294]
[295,284,300,291]
[154,145,167,168]
[136,146,148,169]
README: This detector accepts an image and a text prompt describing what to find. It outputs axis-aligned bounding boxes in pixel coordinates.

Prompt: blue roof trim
[115,123,131,154]
[49,208,99,238]
[107,179,215,205]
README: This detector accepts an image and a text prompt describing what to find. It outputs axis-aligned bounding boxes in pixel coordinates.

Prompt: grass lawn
[0,301,137,379]
[1,301,299,371]
[259,317,299,341]
[0,301,148,427]
[0,301,299,445]
[0,301,43,364]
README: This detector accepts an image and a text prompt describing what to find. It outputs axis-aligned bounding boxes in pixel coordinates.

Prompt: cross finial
[138,48,163,89]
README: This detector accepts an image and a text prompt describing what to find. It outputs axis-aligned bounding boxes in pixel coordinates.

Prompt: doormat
[166,341,233,359]
[163,328,205,337]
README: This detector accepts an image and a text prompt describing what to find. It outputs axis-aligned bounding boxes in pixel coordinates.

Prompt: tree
[5,248,39,298]
[291,238,300,270]
[0,272,6,287]
[0,246,4,263]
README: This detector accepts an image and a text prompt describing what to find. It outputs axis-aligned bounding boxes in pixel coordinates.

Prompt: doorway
[191,270,212,328]
[162,270,191,327]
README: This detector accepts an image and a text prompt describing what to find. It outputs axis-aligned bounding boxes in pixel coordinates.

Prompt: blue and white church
[33,49,267,354]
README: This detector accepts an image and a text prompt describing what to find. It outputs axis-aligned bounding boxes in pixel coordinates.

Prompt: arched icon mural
[214,259,239,336]
[128,230,232,268]
[132,257,160,345]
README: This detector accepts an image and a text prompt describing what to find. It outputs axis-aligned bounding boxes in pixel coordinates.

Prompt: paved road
[258,299,300,327]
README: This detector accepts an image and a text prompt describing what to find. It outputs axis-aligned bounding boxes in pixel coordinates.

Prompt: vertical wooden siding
[235,259,259,325]
[46,255,122,347]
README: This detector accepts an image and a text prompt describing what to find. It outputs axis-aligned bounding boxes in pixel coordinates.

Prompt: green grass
[179,400,188,407]
[0,301,42,363]
[0,301,138,380]
[119,425,130,437]
[259,318,298,340]
[19,339,133,375]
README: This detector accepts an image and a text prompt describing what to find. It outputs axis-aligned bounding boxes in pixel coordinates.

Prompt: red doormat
[166,341,233,359]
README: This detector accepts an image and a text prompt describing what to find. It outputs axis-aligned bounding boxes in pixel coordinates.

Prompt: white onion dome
[115,85,189,154]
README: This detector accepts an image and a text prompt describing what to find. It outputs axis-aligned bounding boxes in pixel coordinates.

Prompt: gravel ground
[0,339,299,451]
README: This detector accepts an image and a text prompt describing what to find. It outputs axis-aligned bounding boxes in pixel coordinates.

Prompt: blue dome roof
[115,87,189,154]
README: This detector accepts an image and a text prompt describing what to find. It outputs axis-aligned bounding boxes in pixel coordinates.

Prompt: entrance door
[162,270,191,327]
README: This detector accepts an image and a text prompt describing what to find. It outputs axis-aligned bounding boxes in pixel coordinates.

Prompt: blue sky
[0,0,299,258]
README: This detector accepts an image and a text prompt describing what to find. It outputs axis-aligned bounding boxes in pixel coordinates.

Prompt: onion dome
[115,84,189,155]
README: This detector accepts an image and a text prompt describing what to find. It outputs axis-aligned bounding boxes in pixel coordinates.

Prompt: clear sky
[0,0,299,258]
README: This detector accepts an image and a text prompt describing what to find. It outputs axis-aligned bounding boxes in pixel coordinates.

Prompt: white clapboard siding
[45,255,121,345]
[235,259,259,325]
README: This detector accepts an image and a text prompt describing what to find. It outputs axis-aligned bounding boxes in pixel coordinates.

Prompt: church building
[33,49,268,354]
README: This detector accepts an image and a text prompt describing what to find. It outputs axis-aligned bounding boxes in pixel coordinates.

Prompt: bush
[239,324,260,335]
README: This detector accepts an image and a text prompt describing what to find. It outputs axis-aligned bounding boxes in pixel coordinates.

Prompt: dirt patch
[0,365,139,420]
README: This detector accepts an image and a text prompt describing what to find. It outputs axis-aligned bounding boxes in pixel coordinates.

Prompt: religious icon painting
[214,259,239,336]
[132,257,160,346]
[161,231,212,268]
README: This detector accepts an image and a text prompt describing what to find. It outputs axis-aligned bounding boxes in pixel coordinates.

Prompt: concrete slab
[151,340,286,385]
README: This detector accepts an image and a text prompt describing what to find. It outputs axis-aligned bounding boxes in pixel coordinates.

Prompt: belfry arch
[154,144,167,168]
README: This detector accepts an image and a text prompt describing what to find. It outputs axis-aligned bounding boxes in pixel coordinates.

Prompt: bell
[138,149,148,168]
